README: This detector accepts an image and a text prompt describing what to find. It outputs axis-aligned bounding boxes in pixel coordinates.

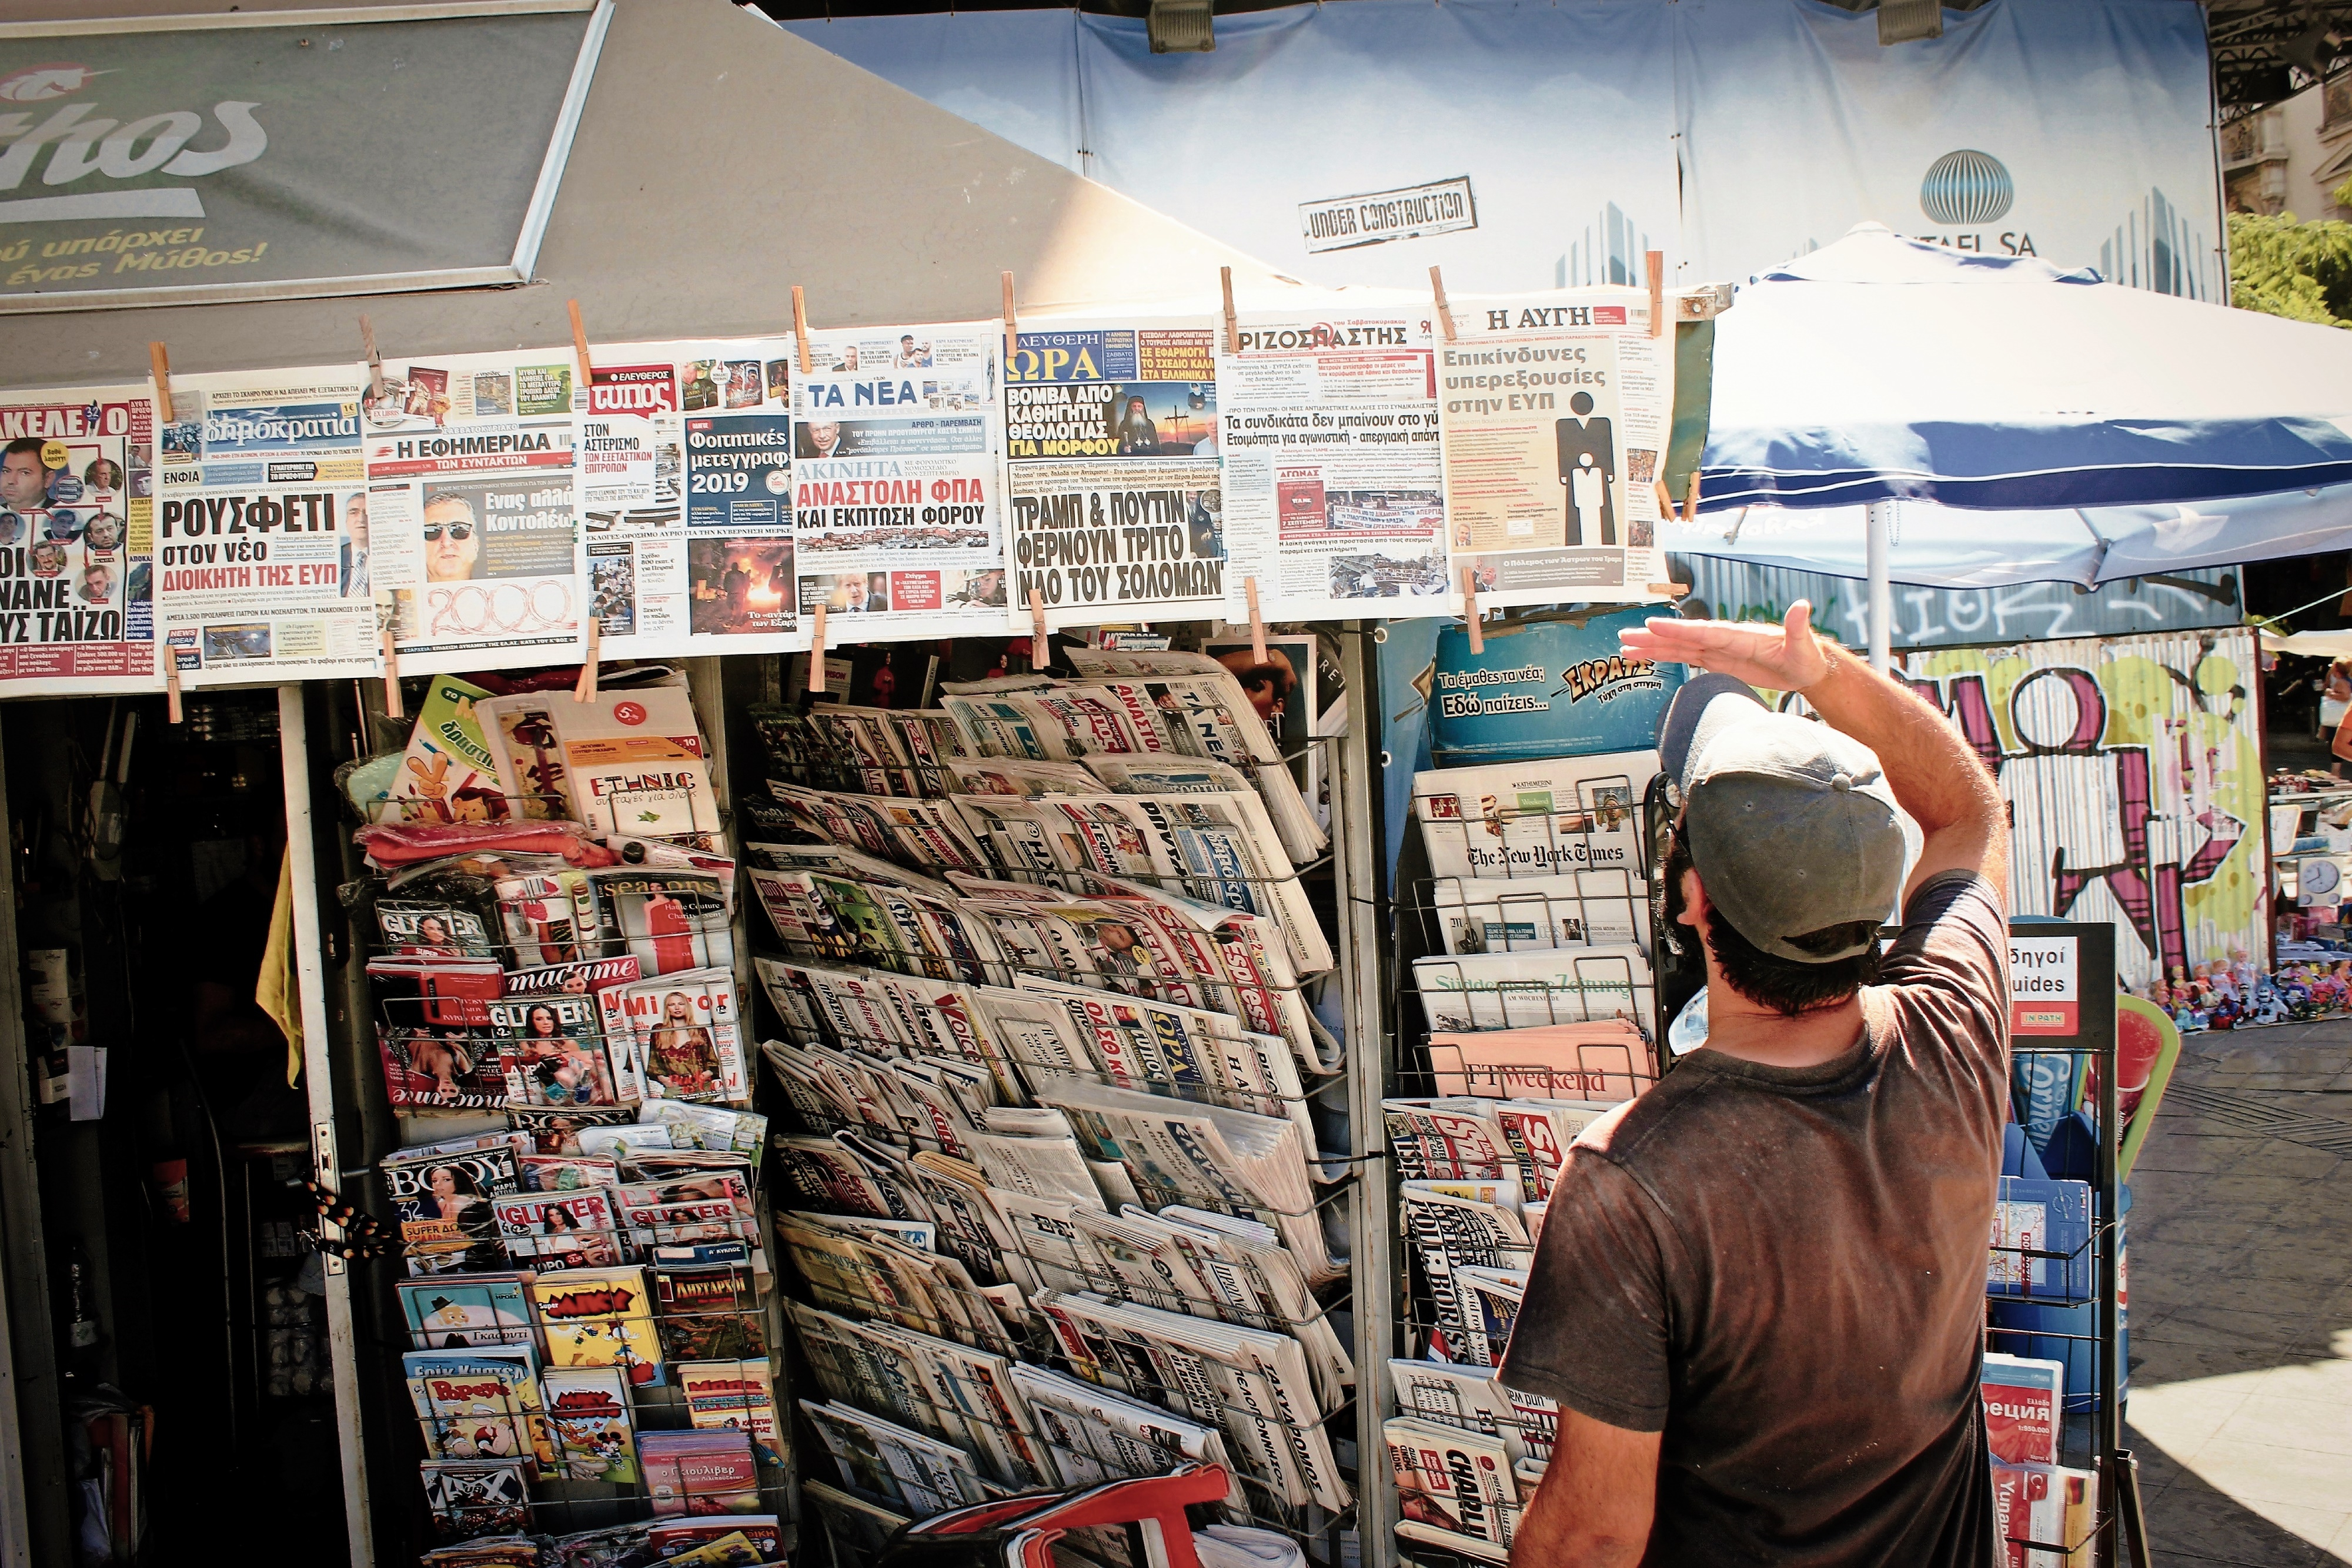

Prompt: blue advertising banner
[786,0,2219,297]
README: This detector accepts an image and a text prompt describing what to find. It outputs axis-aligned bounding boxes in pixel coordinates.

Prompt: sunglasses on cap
[423,522,473,541]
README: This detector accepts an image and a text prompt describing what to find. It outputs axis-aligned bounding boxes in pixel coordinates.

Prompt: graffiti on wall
[1895,630,2266,989]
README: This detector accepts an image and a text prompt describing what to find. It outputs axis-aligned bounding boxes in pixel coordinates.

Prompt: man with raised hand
[1501,601,2011,1567]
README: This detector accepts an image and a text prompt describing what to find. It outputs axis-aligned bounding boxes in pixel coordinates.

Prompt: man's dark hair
[1705,906,1881,1017]
[1668,826,1880,1017]
[3,437,43,462]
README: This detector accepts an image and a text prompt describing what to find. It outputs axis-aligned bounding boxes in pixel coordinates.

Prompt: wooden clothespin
[1429,266,1457,343]
[1653,478,1677,520]
[1646,251,1665,339]
[1002,272,1020,366]
[566,299,593,391]
[163,647,182,725]
[148,342,173,423]
[1461,567,1484,656]
[1220,266,1240,356]
[381,630,404,720]
[791,286,813,376]
[573,619,600,703]
[1028,587,1050,659]
[808,604,827,693]
[360,315,386,400]
[1244,577,1267,665]
[1685,469,1702,521]
[1646,581,1691,600]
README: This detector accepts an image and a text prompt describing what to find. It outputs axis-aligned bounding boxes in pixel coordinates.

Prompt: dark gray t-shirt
[1496,872,2009,1566]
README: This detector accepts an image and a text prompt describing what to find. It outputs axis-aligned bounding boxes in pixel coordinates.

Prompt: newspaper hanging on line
[1005,316,1227,628]
[1217,307,1450,619]
[796,322,1008,640]
[0,383,157,695]
[363,347,586,676]
[1436,287,1673,611]
[575,338,797,658]
[155,365,379,685]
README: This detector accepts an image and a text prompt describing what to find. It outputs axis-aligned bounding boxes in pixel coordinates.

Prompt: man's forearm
[1801,638,2002,841]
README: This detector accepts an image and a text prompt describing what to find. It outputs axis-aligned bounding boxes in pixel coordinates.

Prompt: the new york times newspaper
[1004,316,1228,628]
[1217,310,1449,618]
[793,322,1007,640]
[0,382,156,695]
[363,346,586,676]
[155,365,379,683]
[1435,287,1675,611]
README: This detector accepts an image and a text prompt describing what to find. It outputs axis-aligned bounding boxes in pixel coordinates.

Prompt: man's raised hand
[1618,600,1832,694]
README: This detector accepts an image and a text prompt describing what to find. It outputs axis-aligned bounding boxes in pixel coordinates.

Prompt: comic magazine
[403,1347,556,1470]
[400,1275,534,1350]
[679,1358,782,1465]
[528,1266,666,1387]
[654,1263,768,1362]
[383,1133,525,1275]
[419,1459,530,1542]
[539,1365,642,1485]
[489,994,628,1109]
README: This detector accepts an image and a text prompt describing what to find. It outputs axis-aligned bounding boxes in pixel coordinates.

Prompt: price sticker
[2009,935,2078,1035]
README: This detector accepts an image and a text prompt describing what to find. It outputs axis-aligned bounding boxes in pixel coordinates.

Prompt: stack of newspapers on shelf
[756,651,1354,1539]
[1385,748,1673,1566]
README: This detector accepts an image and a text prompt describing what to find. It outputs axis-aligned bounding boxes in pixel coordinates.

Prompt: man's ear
[1678,864,1709,930]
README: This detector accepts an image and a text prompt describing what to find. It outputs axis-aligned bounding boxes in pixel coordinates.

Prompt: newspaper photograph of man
[423,492,482,582]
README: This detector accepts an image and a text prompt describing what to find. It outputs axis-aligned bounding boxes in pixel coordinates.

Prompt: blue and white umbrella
[1663,223,2352,600]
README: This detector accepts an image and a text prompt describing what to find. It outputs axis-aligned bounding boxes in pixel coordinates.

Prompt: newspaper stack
[785,1300,1051,1489]
[799,1399,993,1518]
[801,705,965,798]
[1008,1362,1247,1509]
[1399,1178,1534,1366]
[1035,1291,1350,1512]
[1410,751,1657,884]
[771,782,993,875]
[1386,1359,1558,1469]
[1412,946,1655,1035]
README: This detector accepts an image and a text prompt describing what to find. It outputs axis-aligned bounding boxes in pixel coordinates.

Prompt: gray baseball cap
[1657,673,1904,963]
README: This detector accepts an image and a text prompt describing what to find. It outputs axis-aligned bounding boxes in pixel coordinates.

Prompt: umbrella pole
[1866,500,1893,674]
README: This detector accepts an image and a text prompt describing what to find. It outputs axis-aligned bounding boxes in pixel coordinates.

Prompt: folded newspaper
[1412,752,1657,882]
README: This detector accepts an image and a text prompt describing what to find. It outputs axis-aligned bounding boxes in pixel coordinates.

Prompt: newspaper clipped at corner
[1005,315,1227,629]
[156,365,379,684]
[363,347,585,676]
[1218,307,1450,619]
[796,323,1008,638]
[0,384,156,695]
[1436,287,1673,611]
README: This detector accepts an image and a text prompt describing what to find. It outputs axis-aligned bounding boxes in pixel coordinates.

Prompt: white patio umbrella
[1660,223,2352,665]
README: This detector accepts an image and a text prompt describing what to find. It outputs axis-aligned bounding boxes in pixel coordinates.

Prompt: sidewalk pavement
[2123,1020,2352,1566]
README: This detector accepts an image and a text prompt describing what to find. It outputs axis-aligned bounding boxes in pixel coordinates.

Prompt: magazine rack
[1989,919,2151,1568]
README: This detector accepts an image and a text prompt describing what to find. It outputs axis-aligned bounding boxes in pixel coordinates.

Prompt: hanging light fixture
[1148,0,1215,54]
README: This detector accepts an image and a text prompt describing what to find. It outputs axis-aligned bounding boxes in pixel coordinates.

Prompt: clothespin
[1221,266,1240,356]
[148,342,173,423]
[1646,251,1665,339]
[566,299,593,391]
[1429,266,1457,343]
[808,605,827,693]
[573,619,600,703]
[1002,271,1019,366]
[1245,577,1267,665]
[1653,479,1676,520]
[163,648,182,725]
[381,630,404,720]
[1646,581,1691,600]
[1461,567,1484,656]
[360,315,386,400]
[1685,469,1702,521]
[1028,587,1050,657]
[791,286,812,376]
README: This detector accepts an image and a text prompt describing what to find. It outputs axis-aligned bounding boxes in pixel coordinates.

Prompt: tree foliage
[2229,179,2352,327]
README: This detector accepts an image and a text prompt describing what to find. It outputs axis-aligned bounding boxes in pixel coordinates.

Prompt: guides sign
[0,385,153,693]
[1004,316,1227,628]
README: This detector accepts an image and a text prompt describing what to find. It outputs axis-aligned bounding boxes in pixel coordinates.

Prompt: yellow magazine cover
[526,1265,666,1388]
